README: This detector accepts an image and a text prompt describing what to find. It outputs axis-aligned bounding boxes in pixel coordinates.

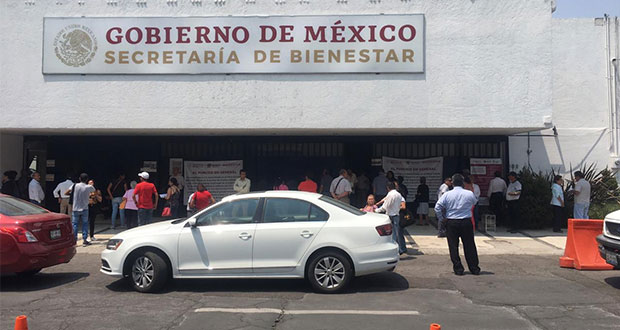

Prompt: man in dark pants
[434,174,481,276]
[487,171,507,225]
[506,171,522,233]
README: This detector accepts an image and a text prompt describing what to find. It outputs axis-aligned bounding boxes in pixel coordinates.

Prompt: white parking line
[194,308,420,316]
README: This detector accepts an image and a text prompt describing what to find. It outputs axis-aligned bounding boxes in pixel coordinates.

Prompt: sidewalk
[403,222,566,256]
[78,216,568,256]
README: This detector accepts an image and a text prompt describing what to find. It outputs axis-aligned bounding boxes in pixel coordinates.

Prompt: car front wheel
[307,251,352,294]
[127,251,169,293]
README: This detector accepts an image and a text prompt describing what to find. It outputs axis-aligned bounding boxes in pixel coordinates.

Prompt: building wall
[0,0,553,135]
[509,18,619,175]
[0,133,24,175]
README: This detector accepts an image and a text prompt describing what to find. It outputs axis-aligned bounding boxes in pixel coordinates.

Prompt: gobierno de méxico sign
[42,15,424,74]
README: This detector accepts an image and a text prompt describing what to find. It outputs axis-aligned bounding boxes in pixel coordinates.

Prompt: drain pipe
[613,17,620,161]
[605,15,614,157]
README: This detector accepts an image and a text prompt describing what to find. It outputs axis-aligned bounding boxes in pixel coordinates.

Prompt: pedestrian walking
[436,177,453,237]
[1,170,20,197]
[319,169,333,196]
[28,171,45,206]
[434,174,481,276]
[189,184,215,212]
[415,177,430,226]
[551,175,565,233]
[87,180,103,241]
[53,174,74,215]
[487,171,507,225]
[298,172,318,193]
[572,171,591,219]
[233,169,251,194]
[133,172,158,226]
[164,177,181,217]
[107,173,127,229]
[372,169,388,202]
[506,171,522,233]
[330,169,353,204]
[375,181,407,255]
[122,181,138,228]
[69,173,95,246]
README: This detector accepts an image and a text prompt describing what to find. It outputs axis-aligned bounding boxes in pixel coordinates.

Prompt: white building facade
[0,0,618,207]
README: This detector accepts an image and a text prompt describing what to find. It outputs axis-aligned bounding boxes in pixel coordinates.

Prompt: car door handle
[238,233,252,240]
[300,230,314,238]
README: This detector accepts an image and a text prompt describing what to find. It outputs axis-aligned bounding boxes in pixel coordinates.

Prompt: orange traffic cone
[14,315,28,330]
[430,324,441,330]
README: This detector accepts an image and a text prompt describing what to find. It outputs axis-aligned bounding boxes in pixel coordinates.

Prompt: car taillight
[376,223,393,236]
[0,227,39,243]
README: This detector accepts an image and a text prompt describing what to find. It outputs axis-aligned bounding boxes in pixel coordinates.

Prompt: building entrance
[23,135,508,213]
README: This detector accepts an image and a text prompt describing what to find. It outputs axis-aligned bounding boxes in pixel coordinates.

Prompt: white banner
[42,15,424,74]
[184,160,243,204]
[382,156,443,202]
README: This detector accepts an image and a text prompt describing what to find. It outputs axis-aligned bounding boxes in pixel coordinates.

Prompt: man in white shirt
[233,169,251,194]
[330,169,353,204]
[28,172,45,206]
[505,172,522,233]
[572,171,591,219]
[375,181,407,255]
[434,174,480,276]
[171,167,185,191]
[53,174,74,214]
[487,171,507,226]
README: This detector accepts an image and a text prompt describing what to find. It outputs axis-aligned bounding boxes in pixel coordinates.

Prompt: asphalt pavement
[1,226,619,330]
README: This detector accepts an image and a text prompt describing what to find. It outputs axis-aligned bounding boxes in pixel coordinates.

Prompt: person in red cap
[132,171,158,226]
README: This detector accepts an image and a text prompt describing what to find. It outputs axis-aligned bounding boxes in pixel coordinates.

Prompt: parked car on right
[596,210,620,269]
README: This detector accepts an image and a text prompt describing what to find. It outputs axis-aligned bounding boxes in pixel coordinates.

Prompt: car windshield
[319,196,364,216]
[0,196,48,216]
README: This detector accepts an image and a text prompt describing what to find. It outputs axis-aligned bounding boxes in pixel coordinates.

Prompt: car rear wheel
[307,251,352,294]
[127,251,169,293]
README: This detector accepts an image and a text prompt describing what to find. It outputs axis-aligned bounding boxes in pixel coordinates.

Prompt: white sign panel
[184,160,243,204]
[43,15,424,74]
[382,156,443,202]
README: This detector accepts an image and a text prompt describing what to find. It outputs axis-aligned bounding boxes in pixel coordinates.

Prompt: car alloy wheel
[314,257,345,289]
[132,256,154,289]
[127,251,169,293]
[307,250,352,293]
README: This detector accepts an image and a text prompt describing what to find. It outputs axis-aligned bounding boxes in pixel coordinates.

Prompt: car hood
[113,219,185,239]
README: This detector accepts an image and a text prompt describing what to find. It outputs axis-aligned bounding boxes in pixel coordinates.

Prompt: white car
[101,191,399,293]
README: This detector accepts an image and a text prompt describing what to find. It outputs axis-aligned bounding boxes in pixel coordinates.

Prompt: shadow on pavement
[105,271,409,294]
[0,272,89,292]
[604,276,620,289]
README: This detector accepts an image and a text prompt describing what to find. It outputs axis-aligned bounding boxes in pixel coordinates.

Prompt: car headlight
[106,239,123,250]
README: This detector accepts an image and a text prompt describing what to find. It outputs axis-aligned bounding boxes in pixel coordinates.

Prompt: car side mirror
[187,218,197,228]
